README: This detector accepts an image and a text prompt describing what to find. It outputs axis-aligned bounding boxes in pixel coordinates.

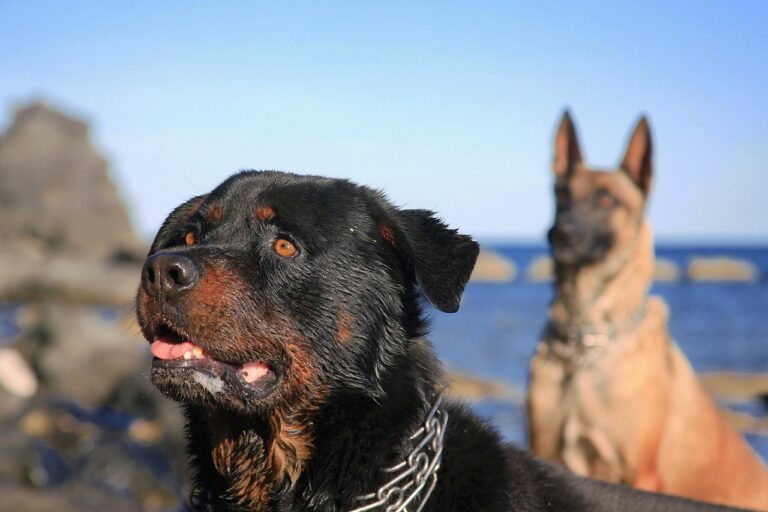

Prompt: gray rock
[470,248,517,282]
[0,347,37,398]
[16,304,147,407]
[0,101,143,261]
[0,254,141,305]
[526,254,553,282]
[653,257,681,282]
[688,256,759,282]
[0,485,136,512]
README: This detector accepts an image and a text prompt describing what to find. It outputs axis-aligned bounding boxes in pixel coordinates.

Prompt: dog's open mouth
[149,324,279,400]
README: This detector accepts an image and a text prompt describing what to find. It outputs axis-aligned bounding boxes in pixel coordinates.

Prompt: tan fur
[204,404,317,510]
[204,338,322,510]
[377,222,396,245]
[208,411,273,509]
[528,113,768,510]
[255,205,276,221]
[335,310,355,345]
[203,203,223,223]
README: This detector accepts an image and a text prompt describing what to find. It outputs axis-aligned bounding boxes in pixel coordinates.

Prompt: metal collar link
[349,393,448,512]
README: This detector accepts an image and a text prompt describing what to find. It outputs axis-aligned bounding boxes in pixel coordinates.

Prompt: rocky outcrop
[0,102,143,261]
[701,372,768,435]
[0,254,140,305]
[688,257,760,282]
[526,254,554,282]
[701,372,768,402]
[526,255,683,283]
[446,370,522,403]
[14,304,147,407]
[0,102,184,511]
[470,248,517,282]
[653,257,681,282]
[0,347,37,398]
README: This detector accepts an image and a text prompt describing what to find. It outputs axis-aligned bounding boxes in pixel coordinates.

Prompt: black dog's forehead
[184,170,388,246]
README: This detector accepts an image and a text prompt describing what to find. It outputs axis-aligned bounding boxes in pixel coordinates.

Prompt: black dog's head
[547,111,653,267]
[136,171,478,416]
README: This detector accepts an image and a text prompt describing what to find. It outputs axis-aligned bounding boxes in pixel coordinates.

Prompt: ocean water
[430,244,768,460]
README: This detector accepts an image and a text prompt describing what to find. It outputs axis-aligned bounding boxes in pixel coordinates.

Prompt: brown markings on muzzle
[182,263,246,348]
[255,205,276,221]
[194,263,242,303]
[135,285,156,340]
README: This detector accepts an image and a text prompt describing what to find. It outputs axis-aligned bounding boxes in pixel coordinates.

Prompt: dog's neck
[549,221,654,331]
[184,403,313,511]
[184,338,441,512]
[292,339,442,510]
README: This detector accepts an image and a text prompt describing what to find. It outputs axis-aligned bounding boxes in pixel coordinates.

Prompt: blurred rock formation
[688,256,759,282]
[471,248,517,282]
[0,102,143,261]
[0,101,184,511]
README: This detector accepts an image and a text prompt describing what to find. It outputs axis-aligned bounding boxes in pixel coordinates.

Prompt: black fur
[137,171,743,511]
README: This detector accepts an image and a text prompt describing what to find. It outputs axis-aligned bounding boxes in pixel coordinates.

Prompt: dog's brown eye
[185,231,197,246]
[597,190,616,208]
[274,239,298,258]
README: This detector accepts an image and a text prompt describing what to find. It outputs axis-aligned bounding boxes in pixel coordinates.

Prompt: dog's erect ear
[553,110,582,179]
[388,209,479,313]
[620,116,653,196]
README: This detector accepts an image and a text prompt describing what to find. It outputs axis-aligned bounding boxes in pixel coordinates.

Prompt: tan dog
[527,111,768,510]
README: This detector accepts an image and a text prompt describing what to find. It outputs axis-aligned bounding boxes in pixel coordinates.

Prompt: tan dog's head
[548,111,652,268]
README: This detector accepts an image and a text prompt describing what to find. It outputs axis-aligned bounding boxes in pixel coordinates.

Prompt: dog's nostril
[146,266,156,284]
[169,265,182,285]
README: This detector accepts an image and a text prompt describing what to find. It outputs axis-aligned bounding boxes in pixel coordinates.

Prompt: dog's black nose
[142,253,200,301]
[549,221,578,245]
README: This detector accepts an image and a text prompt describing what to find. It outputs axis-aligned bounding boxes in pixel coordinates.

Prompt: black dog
[137,171,744,511]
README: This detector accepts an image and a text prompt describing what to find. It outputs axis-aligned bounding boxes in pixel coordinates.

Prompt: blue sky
[1,1,767,242]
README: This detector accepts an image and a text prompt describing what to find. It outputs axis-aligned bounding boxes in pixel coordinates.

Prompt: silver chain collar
[543,300,648,367]
[349,393,448,512]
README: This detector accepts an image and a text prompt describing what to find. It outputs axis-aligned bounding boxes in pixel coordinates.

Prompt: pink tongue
[151,338,198,360]
[241,361,269,383]
[151,338,269,381]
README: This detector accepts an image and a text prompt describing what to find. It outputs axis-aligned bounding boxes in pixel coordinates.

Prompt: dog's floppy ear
[620,116,653,196]
[386,209,479,313]
[553,109,582,179]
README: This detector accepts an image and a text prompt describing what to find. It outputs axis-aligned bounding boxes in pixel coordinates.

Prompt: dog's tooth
[193,346,204,359]
[183,351,193,360]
